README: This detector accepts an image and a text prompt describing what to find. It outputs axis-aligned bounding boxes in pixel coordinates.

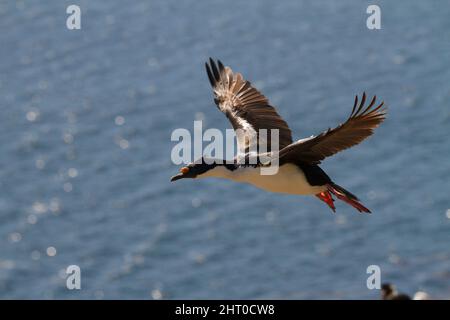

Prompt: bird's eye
[180,167,189,174]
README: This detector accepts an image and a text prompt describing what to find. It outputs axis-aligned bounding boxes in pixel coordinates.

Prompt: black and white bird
[171,58,386,213]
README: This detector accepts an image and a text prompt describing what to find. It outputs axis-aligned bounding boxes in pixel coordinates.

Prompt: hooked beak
[170,167,190,182]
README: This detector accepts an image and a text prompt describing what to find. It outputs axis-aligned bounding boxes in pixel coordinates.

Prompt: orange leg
[315,191,336,213]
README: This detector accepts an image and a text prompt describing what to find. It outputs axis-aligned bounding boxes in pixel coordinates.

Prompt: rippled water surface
[0,0,449,299]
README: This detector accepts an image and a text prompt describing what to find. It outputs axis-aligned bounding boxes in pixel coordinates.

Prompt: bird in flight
[171,58,386,213]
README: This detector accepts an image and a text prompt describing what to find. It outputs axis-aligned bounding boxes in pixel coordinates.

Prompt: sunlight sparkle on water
[46,247,57,257]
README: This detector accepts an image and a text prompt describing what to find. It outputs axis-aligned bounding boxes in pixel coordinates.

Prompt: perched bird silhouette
[381,283,412,300]
[171,58,386,213]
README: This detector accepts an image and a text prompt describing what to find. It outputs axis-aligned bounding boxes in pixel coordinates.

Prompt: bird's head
[381,283,396,299]
[170,159,219,182]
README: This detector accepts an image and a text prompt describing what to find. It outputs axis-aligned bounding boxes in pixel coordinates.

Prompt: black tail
[330,183,359,200]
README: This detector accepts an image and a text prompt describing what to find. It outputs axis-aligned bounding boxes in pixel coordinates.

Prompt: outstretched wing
[279,93,386,164]
[205,58,292,155]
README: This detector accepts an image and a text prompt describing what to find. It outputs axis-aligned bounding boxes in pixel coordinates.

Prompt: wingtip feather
[209,58,220,81]
[218,60,225,72]
[205,62,215,87]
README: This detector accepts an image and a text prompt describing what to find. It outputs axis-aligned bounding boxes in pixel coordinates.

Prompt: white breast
[207,163,327,195]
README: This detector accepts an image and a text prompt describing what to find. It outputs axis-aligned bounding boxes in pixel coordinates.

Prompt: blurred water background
[0,0,449,299]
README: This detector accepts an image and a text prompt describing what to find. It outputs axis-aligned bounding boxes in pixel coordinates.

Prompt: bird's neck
[198,160,237,179]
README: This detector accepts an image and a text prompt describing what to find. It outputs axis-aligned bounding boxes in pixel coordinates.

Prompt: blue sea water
[0,0,449,299]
